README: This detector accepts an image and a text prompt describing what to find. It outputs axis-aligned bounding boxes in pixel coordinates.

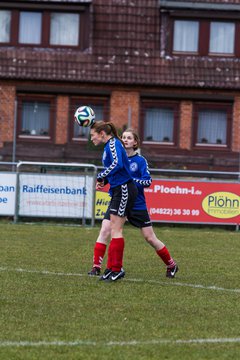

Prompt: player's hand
[96,181,105,190]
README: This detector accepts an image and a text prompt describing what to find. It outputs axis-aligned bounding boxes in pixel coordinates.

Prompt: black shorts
[107,181,138,218]
[104,207,152,228]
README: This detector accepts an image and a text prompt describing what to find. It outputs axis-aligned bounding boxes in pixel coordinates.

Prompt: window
[0,3,90,49]
[70,98,109,141]
[19,12,42,44]
[50,13,79,46]
[171,17,237,57]
[173,20,199,53]
[209,22,235,54]
[17,96,55,140]
[0,10,11,43]
[193,104,232,147]
[142,102,179,145]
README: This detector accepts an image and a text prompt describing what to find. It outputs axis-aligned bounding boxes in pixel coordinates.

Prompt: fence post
[13,164,20,223]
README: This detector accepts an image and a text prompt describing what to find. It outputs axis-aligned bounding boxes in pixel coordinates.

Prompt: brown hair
[123,128,140,150]
[91,121,124,145]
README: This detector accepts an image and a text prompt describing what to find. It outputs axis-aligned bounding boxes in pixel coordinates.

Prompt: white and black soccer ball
[74,106,95,127]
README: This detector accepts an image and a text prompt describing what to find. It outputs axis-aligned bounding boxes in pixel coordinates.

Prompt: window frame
[169,14,239,57]
[0,2,90,50]
[209,21,236,56]
[69,97,110,142]
[18,11,43,45]
[49,12,80,47]
[17,94,56,142]
[192,102,232,149]
[172,19,200,54]
[140,100,180,147]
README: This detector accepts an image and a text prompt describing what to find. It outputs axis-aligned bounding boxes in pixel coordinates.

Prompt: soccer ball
[74,106,95,127]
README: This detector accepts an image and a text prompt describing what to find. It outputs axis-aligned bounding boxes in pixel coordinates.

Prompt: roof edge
[159,1,240,12]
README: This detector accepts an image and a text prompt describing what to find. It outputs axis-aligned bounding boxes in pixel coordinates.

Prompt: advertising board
[0,173,16,215]
[95,179,240,225]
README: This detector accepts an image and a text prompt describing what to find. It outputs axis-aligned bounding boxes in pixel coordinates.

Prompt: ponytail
[91,121,124,146]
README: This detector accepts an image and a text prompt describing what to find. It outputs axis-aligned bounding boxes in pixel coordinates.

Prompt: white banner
[0,173,16,215]
[18,174,94,218]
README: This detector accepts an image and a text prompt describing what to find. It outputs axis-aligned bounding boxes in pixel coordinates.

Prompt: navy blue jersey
[128,153,152,210]
[97,137,133,192]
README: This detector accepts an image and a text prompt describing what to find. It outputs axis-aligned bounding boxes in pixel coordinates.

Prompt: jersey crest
[130,161,138,172]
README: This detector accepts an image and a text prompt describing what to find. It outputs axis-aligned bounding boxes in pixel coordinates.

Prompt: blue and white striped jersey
[97,137,132,191]
[128,153,152,210]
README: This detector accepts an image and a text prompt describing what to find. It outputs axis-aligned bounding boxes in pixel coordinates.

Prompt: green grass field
[0,222,239,360]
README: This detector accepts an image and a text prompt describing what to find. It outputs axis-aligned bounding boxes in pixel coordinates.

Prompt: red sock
[107,242,112,269]
[93,242,107,268]
[109,237,124,272]
[156,246,175,267]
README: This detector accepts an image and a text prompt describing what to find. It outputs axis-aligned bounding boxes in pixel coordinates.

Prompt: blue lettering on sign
[0,185,15,192]
[0,185,14,204]
[22,184,87,195]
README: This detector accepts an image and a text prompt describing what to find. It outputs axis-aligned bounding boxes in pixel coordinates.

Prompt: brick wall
[110,91,140,131]
[233,96,240,152]
[55,95,69,144]
[0,84,239,171]
[179,101,192,150]
[0,85,15,147]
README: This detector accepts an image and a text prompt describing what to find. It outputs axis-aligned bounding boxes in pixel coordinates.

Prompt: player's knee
[144,235,154,246]
[100,227,111,238]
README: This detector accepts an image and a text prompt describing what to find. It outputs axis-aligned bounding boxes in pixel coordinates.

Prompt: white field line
[0,266,240,294]
[1,267,240,348]
[0,338,240,347]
